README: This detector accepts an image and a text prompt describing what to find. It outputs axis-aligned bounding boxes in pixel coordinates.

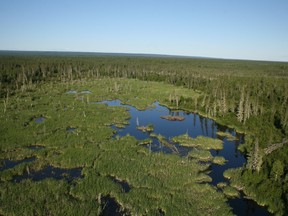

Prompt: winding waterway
[100,100,271,216]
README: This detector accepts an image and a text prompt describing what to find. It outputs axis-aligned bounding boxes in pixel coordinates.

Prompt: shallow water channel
[100,100,270,216]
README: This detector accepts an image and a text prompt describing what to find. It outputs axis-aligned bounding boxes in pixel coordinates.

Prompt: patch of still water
[0,157,36,172]
[12,166,82,183]
[99,99,270,216]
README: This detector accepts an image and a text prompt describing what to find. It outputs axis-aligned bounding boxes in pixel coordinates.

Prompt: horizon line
[0,49,287,63]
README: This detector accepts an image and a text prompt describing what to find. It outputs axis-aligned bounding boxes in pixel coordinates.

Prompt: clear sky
[1,0,288,61]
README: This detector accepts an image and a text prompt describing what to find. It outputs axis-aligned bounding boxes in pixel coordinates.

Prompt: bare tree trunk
[237,88,245,122]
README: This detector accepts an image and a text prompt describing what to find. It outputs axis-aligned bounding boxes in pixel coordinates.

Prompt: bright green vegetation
[175,134,226,165]
[188,149,213,162]
[0,78,232,215]
[216,181,240,199]
[172,134,226,165]
[216,131,238,141]
[222,186,240,198]
[149,133,179,154]
[0,179,101,215]
[172,134,223,150]
[0,54,288,215]
[138,138,153,146]
[217,182,228,189]
[212,156,227,165]
[137,124,154,132]
[72,136,229,215]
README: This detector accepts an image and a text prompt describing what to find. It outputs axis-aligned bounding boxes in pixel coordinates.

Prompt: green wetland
[0,53,288,215]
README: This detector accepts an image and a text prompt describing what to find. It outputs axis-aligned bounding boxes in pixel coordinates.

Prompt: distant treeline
[1,54,288,214]
[1,55,288,145]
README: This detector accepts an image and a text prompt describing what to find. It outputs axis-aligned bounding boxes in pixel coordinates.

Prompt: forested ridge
[1,54,288,214]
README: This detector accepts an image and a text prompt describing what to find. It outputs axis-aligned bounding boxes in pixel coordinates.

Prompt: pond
[0,157,36,172]
[34,116,46,124]
[12,166,82,183]
[66,127,77,133]
[99,100,270,216]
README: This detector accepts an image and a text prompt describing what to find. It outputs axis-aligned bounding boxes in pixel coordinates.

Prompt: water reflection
[99,100,270,216]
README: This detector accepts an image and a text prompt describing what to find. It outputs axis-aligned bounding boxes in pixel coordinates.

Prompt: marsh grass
[212,156,227,165]
[137,124,154,132]
[138,138,152,145]
[150,133,179,153]
[216,131,238,141]
[217,182,228,189]
[0,179,101,215]
[0,78,233,215]
[222,186,240,198]
[188,149,213,162]
[172,134,223,150]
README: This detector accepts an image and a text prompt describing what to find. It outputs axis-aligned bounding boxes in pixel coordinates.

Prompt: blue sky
[0,0,288,61]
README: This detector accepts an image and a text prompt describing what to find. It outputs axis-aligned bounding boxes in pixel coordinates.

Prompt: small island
[137,124,154,132]
[160,115,185,121]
